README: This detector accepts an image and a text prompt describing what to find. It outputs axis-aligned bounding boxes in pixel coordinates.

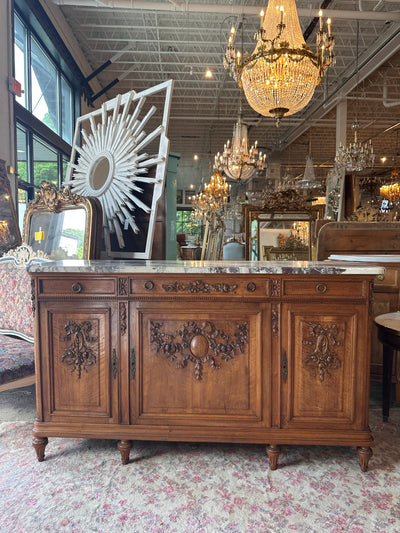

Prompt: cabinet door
[130,301,269,429]
[280,302,370,430]
[38,301,119,423]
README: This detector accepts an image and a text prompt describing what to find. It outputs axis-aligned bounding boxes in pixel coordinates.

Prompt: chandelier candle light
[335,121,375,173]
[214,111,267,180]
[223,0,335,125]
[192,170,231,219]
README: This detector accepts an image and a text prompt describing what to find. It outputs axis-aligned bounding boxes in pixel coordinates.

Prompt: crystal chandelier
[214,110,267,180]
[335,121,375,172]
[380,168,400,203]
[223,0,335,126]
[192,170,231,219]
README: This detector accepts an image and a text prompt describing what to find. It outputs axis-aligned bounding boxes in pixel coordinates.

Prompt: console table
[29,259,383,471]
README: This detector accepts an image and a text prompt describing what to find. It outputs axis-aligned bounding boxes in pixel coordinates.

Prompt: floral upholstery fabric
[0,261,34,340]
[0,334,35,385]
[0,244,49,341]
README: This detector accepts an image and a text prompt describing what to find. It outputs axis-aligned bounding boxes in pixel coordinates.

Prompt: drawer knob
[246,282,256,292]
[144,280,154,290]
[316,283,327,294]
[71,282,82,294]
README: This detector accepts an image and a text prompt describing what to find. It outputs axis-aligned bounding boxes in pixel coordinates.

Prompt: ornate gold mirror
[0,159,21,254]
[22,182,102,260]
[243,189,322,261]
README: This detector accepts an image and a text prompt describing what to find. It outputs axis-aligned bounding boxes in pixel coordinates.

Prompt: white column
[336,98,347,151]
[335,98,348,220]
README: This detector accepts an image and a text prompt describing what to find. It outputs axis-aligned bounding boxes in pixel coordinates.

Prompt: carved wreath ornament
[303,322,342,382]
[61,320,98,378]
[150,320,248,380]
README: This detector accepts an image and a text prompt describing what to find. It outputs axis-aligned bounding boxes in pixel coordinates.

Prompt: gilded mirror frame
[243,190,323,261]
[22,181,102,260]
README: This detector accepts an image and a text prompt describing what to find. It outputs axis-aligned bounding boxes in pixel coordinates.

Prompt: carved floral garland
[150,320,248,380]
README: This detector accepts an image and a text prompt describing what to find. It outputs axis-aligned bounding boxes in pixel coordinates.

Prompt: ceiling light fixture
[214,102,267,181]
[334,23,375,173]
[192,170,231,218]
[223,1,335,126]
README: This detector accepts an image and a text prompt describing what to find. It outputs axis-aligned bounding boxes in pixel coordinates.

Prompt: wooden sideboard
[29,260,382,471]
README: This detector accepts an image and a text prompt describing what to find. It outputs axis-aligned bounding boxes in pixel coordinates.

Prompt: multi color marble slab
[28,259,385,276]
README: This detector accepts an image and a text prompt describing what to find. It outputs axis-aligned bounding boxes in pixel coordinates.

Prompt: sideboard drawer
[129,277,267,297]
[282,279,366,298]
[39,277,116,296]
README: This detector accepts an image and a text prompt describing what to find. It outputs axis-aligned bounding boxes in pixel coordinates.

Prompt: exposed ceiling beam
[52,1,400,22]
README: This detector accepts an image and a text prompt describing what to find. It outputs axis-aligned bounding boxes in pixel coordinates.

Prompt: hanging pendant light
[214,105,267,180]
[334,22,375,173]
[223,0,335,126]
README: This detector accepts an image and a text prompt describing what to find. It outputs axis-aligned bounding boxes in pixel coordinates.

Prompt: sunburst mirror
[65,80,173,258]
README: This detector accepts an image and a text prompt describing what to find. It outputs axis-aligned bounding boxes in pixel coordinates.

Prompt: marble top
[27,259,385,275]
[329,254,400,263]
[374,312,400,333]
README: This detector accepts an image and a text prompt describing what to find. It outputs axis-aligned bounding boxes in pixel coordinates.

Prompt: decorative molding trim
[271,279,281,297]
[61,320,98,378]
[29,181,83,212]
[162,280,238,294]
[263,189,311,212]
[119,302,127,336]
[303,322,342,382]
[31,279,36,317]
[119,278,128,296]
[150,320,248,380]
[272,305,279,336]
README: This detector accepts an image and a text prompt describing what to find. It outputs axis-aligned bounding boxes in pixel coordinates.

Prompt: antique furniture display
[29,259,382,471]
[23,182,102,260]
[374,312,400,421]
[317,221,400,396]
[0,159,21,254]
[243,190,321,261]
[201,218,225,260]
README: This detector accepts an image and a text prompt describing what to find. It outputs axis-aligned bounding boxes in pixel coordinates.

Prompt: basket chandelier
[223,0,335,126]
[214,111,267,180]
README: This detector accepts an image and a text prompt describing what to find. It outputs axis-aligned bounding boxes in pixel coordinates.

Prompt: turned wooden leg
[117,440,132,465]
[266,444,281,470]
[32,437,48,462]
[357,446,373,472]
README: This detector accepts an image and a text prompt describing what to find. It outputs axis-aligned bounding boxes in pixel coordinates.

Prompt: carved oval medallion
[190,334,209,358]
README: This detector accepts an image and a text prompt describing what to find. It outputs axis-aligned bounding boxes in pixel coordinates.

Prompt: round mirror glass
[89,156,110,191]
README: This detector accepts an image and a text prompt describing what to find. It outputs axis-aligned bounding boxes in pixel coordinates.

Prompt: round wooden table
[374,311,400,421]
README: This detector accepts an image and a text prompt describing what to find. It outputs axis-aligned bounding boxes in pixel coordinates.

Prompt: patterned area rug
[1,410,399,533]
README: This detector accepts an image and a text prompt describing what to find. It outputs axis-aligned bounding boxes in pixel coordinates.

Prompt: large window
[176,210,201,237]
[14,13,74,144]
[13,4,80,223]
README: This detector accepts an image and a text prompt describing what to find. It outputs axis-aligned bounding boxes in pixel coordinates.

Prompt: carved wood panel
[281,302,367,429]
[134,304,265,425]
[40,304,117,423]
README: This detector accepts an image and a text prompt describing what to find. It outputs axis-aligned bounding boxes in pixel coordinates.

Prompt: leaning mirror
[0,159,22,254]
[23,181,102,260]
[243,189,322,261]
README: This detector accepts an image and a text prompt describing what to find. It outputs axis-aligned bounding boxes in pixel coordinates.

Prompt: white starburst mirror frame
[64,80,173,259]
